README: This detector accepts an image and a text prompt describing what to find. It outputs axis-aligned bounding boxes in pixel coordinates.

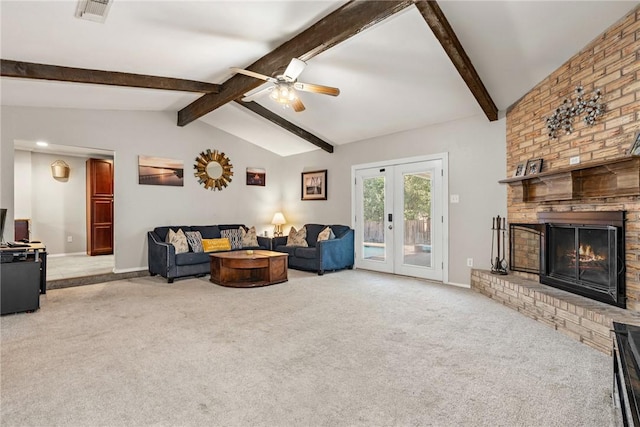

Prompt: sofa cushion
[275,245,297,256]
[221,228,243,250]
[191,225,221,239]
[287,226,308,247]
[167,228,189,254]
[295,247,317,259]
[219,224,247,232]
[185,231,204,253]
[203,238,231,252]
[304,224,326,247]
[155,226,191,242]
[175,251,210,266]
[241,226,259,248]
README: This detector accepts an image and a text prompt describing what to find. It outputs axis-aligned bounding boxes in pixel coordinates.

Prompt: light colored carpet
[1,269,615,426]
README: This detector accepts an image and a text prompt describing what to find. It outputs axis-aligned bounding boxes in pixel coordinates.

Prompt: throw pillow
[202,238,231,252]
[241,226,259,248]
[185,231,204,253]
[166,228,189,254]
[220,228,243,250]
[286,226,308,247]
[317,226,335,242]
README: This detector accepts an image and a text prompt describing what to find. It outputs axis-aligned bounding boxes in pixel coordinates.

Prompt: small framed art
[246,167,266,186]
[526,158,543,176]
[301,169,327,200]
[513,162,526,177]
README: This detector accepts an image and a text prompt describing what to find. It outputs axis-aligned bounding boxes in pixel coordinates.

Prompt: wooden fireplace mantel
[499,156,640,203]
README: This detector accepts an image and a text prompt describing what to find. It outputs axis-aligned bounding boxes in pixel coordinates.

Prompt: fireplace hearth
[539,211,625,308]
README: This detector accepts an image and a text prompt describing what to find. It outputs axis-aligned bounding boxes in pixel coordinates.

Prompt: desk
[1,243,47,315]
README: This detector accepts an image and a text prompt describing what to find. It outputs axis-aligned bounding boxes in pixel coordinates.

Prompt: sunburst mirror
[194,149,233,191]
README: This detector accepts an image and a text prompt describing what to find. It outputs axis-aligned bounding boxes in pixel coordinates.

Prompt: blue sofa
[273,224,354,275]
[147,224,270,283]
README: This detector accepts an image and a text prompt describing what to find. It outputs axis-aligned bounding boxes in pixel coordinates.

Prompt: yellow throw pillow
[202,238,231,252]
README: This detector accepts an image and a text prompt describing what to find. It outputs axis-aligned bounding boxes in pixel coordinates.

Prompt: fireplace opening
[539,211,625,308]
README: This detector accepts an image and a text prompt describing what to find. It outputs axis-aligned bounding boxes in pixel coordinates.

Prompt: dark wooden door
[86,159,114,255]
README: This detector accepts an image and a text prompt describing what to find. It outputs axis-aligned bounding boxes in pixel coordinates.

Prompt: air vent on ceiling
[75,0,113,23]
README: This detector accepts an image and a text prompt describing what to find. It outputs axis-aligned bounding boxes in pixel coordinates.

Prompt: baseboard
[113,266,148,274]
[446,281,470,289]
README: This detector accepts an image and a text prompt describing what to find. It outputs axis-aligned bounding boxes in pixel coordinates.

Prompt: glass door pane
[363,176,386,261]
[402,172,432,268]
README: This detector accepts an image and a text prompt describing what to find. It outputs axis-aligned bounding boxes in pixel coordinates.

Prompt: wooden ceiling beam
[1,59,221,93]
[234,100,334,153]
[178,0,414,127]
[414,1,498,121]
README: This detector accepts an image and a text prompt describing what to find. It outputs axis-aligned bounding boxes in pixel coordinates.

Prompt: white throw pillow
[241,226,259,248]
[167,228,189,254]
[286,226,308,247]
[317,226,335,242]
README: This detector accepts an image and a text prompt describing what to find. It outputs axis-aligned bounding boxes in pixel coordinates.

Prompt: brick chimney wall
[506,6,640,309]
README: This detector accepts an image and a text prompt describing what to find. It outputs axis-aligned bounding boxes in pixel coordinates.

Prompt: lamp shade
[271,212,286,225]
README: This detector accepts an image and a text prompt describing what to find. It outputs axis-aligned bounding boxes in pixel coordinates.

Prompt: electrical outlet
[467,258,473,267]
[67,235,73,242]
[570,156,580,165]
[450,194,460,203]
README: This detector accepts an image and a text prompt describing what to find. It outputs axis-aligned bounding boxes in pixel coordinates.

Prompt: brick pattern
[506,6,640,310]
[471,269,640,355]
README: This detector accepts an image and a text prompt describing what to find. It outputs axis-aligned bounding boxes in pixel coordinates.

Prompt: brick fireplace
[471,5,640,354]
[505,5,640,310]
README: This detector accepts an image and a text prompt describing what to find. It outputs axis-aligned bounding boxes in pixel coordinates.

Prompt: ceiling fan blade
[292,98,306,112]
[241,85,274,102]
[294,82,340,97]
[283,58,306,81]
[230,67,276,83]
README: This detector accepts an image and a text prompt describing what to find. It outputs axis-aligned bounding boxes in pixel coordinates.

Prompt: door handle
[388,225,393,230]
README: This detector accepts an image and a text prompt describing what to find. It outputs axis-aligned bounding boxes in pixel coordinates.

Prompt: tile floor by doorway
[46,254,114,281]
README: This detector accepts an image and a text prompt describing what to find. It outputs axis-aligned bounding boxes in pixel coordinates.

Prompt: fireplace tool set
[491,215,508,275]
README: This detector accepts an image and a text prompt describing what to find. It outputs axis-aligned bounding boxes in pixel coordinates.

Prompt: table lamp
[271,212,286,237]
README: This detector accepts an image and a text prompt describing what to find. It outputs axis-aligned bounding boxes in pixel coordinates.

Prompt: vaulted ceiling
[2,1,637,156]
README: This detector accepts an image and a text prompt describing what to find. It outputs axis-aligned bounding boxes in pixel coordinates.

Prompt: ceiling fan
[230,58,340,112]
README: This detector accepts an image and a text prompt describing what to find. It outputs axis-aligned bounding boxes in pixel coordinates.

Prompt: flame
[576,244,605,262]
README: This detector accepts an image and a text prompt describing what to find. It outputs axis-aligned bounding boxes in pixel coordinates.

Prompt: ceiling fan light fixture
[270,85,297,105]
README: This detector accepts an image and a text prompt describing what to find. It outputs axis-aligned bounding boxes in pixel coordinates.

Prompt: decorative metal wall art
[194,149,233,191]
[545,86,605,139]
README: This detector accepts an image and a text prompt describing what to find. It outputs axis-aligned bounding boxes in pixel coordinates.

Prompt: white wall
[1,106,284,272]
[280,114,507,285]
[21,152,89,254]
[13,150,32,219]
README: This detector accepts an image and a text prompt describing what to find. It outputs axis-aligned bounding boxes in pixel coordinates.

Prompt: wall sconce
[271,212,286,237]
[51,160,70,180]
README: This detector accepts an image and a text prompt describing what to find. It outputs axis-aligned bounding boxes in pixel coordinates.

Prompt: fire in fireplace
[539,211,625,308]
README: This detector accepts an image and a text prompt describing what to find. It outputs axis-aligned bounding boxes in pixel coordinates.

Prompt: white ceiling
[2,1,637,157]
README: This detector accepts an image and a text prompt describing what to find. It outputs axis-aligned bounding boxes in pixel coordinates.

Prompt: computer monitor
[0,208,7,243]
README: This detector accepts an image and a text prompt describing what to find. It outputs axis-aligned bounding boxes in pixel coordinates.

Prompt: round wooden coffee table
[209,250,288,287]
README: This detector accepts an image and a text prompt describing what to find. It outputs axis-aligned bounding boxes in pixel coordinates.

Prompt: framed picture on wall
[301,170,327,200]
[246,167,266,186]
[138,155,184,186]
[526,158,543,176]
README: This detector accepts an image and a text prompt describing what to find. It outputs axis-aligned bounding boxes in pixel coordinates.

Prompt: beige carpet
[1,269,615,426]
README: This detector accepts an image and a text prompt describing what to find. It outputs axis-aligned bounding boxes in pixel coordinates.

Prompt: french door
[353,157,445,281]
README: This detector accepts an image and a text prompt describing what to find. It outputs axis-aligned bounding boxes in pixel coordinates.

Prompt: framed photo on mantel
[301,170,327,200]
[525,158,543,176]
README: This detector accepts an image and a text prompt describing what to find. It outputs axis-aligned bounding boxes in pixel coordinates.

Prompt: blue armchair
[273,224,354,275]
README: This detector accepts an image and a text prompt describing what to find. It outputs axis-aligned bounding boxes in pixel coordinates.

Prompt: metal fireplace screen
[509,223,544,274]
